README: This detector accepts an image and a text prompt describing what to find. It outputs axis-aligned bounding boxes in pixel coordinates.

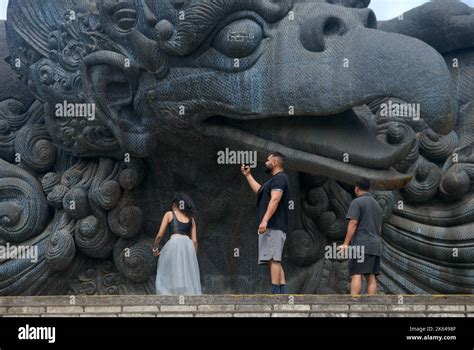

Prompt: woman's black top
[168,211,192,236]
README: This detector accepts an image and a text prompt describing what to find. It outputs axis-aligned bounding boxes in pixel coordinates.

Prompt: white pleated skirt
[155,234,202,295]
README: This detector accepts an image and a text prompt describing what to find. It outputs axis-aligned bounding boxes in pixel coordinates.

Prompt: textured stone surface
[311,313,349,317]
[235,305,273,312]
[122,306,159,313]
[387,305,426,312]
[197,305,236,312]
[84,306,122,314]
[7,307,46,314]
[273,304,311,312]
[0,21,34,107]
[0,0,472,297]
[312,305,350,311]
[427,305,466,312]
[0,295,472,317]
[156,314,195,318]
[350,304,388,312]
[160,305,198,313]
[234,313,272,318]
[46,306,84,314]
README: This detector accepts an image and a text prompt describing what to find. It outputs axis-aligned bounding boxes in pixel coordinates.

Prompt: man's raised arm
[241,165,261,194]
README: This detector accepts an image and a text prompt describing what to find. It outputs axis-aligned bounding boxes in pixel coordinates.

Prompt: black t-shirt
[256,172,290,232]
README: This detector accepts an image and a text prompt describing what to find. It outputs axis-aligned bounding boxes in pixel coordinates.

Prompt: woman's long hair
[170,193,196,219]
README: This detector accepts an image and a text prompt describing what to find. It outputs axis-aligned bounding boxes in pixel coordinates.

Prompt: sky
[370,0,474,20]
[0,0,474,20]
[0,1,6,21]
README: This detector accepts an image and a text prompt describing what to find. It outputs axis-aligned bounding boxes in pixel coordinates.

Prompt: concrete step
[0,295,473,317]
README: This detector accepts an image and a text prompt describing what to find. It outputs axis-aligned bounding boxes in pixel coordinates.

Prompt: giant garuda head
[6,0,457,190]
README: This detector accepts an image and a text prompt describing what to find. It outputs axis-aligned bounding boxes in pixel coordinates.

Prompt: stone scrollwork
[0,0,473,295]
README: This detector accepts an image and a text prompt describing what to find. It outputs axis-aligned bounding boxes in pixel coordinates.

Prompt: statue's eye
[212,19,263,58]
[39,64,54,85]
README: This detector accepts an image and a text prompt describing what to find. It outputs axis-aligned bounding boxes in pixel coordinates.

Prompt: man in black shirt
[242,152,290,294]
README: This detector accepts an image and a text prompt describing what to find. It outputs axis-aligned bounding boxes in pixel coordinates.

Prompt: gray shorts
[258,229,286,265]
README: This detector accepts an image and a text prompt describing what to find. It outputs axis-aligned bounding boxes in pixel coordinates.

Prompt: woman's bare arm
[191,218,198,254]
[153,212,171,254]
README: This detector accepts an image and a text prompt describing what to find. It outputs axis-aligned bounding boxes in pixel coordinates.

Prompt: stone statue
[0,0,472,295]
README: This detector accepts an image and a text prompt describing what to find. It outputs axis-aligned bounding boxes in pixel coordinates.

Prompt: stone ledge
[0,295,472,317]
[1,295,473,307]
[46,306,84,314]
[426,305,466,312]
[7,306,45,314]
[387,305,426,312]
[197,305,235,312]
[350,304,387,312]
[311,305,350,312]
[122,306,159,313]
[85,306,122,314]
[310,313,349,317]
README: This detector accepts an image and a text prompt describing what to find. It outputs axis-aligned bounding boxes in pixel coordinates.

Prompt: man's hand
[241,165,261,193]
[341,219,357,256]
[258,220,268,234]
[153,247,160,257]
[241,164,251,176]
[337,244,349,254]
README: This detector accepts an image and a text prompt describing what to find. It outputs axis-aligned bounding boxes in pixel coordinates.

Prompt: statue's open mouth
[199,106,417,190]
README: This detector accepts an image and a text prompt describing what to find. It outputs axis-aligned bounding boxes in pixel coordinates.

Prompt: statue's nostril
[300,21,326,52]
[359,8,377,29]
[322,17,347,36]
[301,16,348,52]
[366,10,378,29]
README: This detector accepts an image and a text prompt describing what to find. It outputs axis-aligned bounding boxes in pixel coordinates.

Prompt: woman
[153,193,202,295]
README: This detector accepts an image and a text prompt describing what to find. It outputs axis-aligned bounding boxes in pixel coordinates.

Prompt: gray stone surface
[0,21,34,107]
[0,0,472,296]
[0,295,472,317]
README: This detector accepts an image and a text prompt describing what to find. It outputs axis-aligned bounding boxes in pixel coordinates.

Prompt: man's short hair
[355,178,370,191]
[268,151,285,166]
